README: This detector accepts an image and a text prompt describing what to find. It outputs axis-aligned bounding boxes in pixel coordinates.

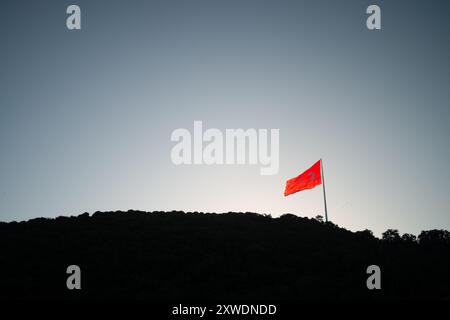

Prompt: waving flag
[284,160,322,197]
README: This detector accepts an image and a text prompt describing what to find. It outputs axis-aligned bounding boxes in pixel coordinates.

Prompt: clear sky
[1,0,449,236]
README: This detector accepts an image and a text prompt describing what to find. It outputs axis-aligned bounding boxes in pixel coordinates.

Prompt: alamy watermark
[170,121,279,175]
[66,265,81,290]
[366,265,381,290]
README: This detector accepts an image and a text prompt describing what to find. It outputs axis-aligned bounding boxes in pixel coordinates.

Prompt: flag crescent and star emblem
[284,160,322,197]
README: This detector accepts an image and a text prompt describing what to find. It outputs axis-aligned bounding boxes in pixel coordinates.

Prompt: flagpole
[320,158,328,222]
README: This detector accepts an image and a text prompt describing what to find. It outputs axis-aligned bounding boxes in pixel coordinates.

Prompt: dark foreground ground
[0,211,449,300]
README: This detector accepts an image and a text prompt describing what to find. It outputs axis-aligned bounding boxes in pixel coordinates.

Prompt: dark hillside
[0,211,449,299]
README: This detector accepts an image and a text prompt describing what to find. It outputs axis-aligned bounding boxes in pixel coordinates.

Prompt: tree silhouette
[401,233,417,244]
[382,229,401,243]
[418,229,450,246]
[314,215,324,223]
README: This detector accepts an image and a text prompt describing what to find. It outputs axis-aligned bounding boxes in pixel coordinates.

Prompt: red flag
[284,160,322,197]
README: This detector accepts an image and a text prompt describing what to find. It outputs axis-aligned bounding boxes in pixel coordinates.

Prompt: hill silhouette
[0,210,449,300]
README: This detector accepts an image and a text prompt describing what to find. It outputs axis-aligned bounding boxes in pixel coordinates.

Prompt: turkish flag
[284,160,322,196]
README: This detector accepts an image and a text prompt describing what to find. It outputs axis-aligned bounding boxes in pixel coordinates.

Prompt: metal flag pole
[320,158,328,223]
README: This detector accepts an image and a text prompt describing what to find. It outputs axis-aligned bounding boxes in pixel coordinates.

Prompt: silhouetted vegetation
[0,211,449,300]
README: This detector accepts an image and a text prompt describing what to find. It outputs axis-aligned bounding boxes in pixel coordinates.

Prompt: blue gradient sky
[1,0,449,236]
